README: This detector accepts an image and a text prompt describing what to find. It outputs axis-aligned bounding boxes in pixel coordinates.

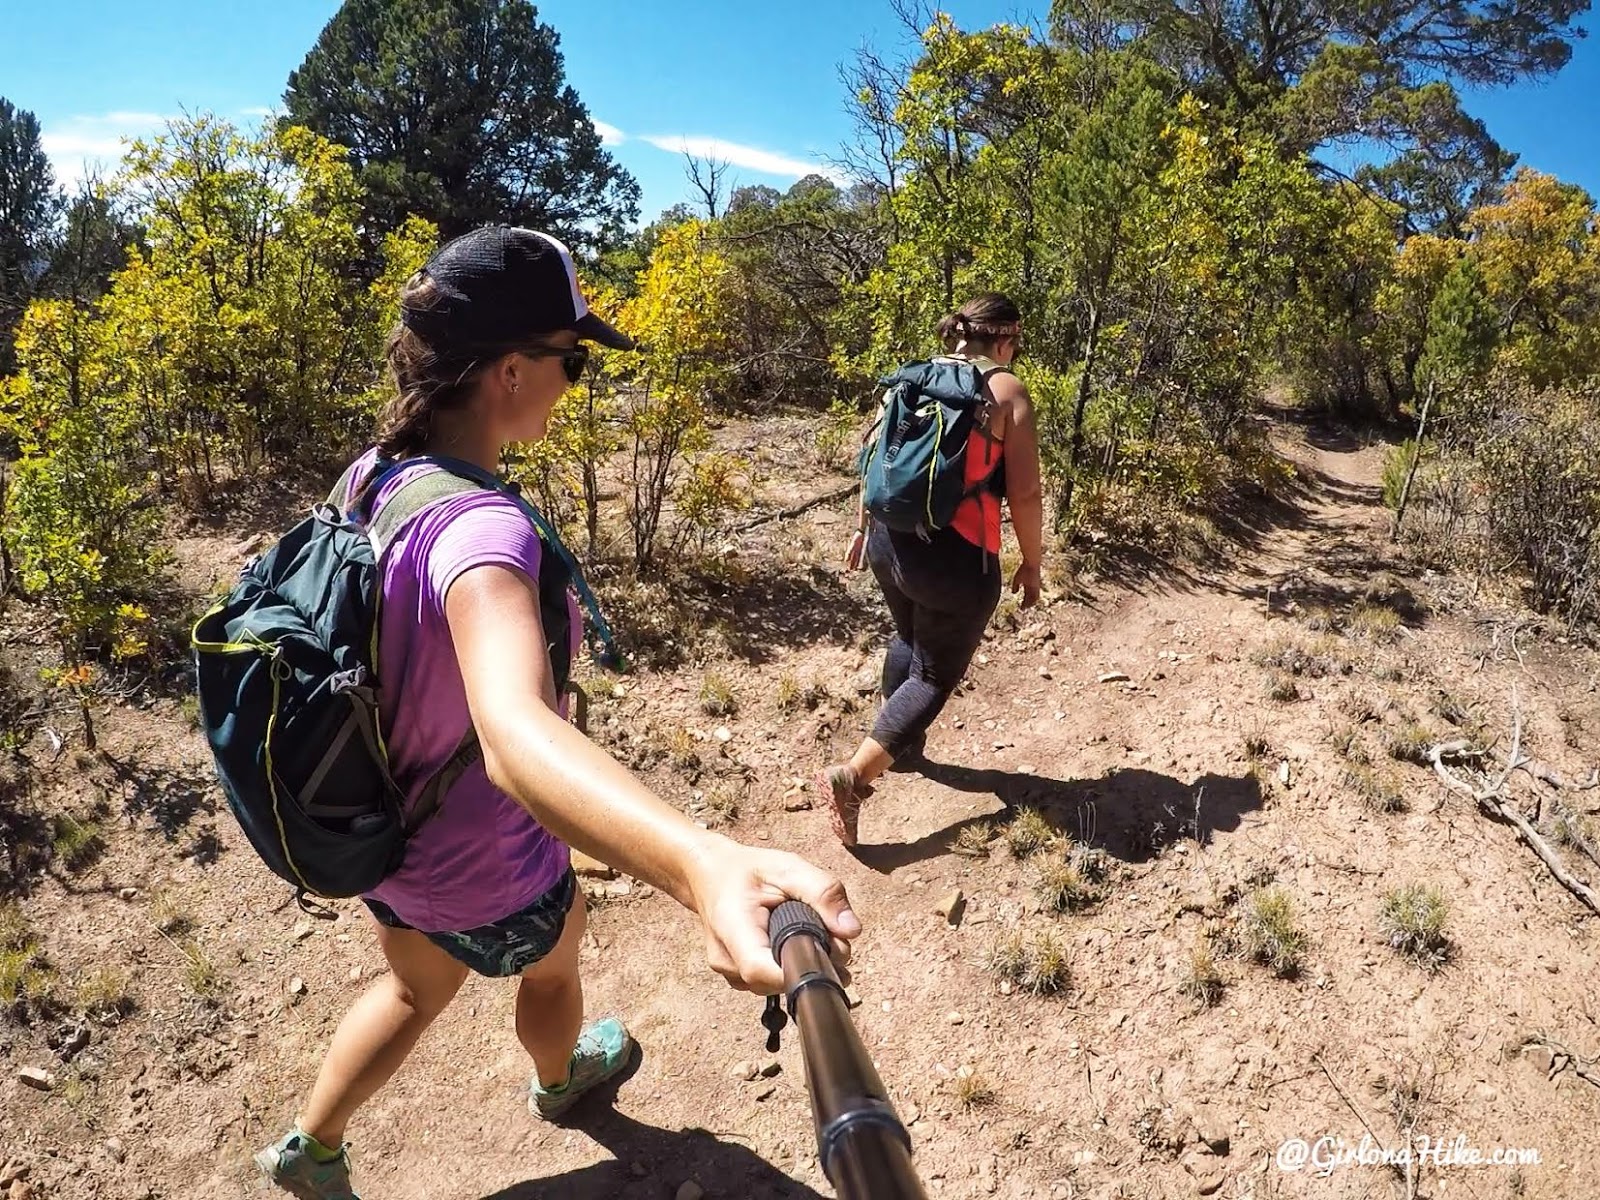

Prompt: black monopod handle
[768,901,929,1200]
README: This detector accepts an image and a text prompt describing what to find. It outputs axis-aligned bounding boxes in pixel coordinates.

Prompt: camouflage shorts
[364,868,578,978]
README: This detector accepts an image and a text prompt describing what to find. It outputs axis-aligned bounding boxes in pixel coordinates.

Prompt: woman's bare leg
[297,916,469,1147]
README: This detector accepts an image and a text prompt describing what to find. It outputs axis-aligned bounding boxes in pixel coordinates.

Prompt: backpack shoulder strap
[405,725,479,834]
[366,455,628,673]
[346,461,493,827]
[366,469,484,559]
[962,364,1011,497]
[507,487,628,673]
[973,363,1012,416]
[327,459,366,508]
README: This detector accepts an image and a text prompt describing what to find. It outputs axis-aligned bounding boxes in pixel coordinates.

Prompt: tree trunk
[1143,390,1167,468]
[0,464,11,596]
[1057,301,1102,527]
[1401,345,1422,405]
[583,461,599,559]
[1391,378,1436,541]
[76,686,97,752]
[1379,363,1401,415]
[583,379,601,557]
[943,124,960,309]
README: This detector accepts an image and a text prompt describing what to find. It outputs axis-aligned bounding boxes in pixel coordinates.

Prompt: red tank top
[945,355,1005,554]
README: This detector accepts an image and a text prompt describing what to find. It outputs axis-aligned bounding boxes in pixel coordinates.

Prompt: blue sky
[4,0,1597,223]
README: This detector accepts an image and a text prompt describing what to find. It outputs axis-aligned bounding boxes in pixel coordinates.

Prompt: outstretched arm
[845,407,879,570]
[991,375,1044,605]
[846,486,868,569]
[446,564,860,993]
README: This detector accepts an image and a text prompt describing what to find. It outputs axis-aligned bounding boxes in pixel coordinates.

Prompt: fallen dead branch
[1472,615,1538,673]
[1511,1034,1600,1092]
[738,481,859,530]
[1516,760,1600,793]
[1431,689,1600,917]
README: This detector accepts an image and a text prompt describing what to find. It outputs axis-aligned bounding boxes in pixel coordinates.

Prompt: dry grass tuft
[1241,887,1306,978]
[1378,885,1451,971]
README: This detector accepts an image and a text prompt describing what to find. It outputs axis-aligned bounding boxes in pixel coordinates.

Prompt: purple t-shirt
[344,450,579,932]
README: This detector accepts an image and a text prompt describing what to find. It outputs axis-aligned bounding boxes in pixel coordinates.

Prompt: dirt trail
[6,415,1598,1200]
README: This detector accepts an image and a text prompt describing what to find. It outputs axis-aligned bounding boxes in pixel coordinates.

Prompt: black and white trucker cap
[400,225,636,351]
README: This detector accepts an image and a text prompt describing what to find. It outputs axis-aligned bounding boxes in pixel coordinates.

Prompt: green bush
[1382,440,1415,511]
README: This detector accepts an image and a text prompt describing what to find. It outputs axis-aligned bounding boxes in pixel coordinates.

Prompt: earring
[510,382,520,395]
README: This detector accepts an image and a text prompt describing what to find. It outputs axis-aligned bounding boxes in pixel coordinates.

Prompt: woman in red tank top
[821,293,1046,847]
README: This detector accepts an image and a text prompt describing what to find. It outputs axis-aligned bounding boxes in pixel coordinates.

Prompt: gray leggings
[866,522,1001,758]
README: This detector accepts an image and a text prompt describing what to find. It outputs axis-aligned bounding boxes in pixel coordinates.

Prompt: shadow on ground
[102,753,219,842]
[718,565,881,665]
[0,779,52,898]
[481,1111,822,1200]
[601,560,880,672]
[1298,414,1403,456]
[1090,406,1407,598]
[1227,541,1429,628]
[1071,471,1317,599]
[854,762,1264,872]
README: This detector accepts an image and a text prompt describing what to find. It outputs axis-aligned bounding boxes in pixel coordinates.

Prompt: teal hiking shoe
[254,1129,358,1200]
[530,1016,634,1119]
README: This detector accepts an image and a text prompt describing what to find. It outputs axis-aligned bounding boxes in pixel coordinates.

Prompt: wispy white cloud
[240,105,278,119]
[591,119,625,146]
[639,133,849,184]
[40,111,168,187]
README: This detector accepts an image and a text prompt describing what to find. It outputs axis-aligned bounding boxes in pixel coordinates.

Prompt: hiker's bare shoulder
[986,367,1026,399]
[986,369,1032,420]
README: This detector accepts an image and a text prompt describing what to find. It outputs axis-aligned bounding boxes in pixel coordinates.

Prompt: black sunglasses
[521,343,590,384]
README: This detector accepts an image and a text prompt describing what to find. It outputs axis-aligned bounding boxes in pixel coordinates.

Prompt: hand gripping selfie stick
[762,902,928,1200]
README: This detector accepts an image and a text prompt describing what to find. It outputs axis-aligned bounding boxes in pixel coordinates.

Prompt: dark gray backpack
[191,454,618,900]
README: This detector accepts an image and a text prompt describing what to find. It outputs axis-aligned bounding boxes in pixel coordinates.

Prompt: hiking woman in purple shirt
[256,227,859,1200]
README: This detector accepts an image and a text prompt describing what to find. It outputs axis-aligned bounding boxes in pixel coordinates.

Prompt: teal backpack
[857,358,1006,536]
[191,454,621,901]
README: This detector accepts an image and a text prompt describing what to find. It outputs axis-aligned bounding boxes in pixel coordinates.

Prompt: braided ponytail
[373,274,488,459]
